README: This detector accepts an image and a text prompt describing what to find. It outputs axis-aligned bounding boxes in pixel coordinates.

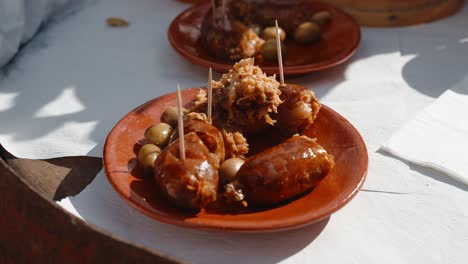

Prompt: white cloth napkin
[0,0,86,68]
[381,85,468,186]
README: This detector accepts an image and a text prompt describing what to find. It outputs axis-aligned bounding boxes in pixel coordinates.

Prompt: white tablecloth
[1,0,467,263]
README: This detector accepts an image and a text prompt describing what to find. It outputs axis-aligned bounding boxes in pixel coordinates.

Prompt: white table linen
[0,0,87,68]
[382,84,468,186]
[1,0,467,263]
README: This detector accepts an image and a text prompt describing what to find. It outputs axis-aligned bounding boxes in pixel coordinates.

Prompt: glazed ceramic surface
[103,88,368,232]
[168,0,361,75]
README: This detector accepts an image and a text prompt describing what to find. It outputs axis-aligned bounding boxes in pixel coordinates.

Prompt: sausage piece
[274,84,321,137]
[154,132,219,210]
[183,119,225,166]
[237,135,334,206]
[169,117,226,167]
[228,0,312,35]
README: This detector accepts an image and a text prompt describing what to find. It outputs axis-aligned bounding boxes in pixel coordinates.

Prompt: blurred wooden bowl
[322,0,464,27]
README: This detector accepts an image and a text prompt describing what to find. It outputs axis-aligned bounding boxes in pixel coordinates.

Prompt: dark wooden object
[323,0,464,27]
[0,144,183,263]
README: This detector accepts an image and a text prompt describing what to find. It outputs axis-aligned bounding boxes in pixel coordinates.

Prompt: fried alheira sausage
[228,0,312,35]
[154,118,226,210]
[274,84,321,137]
[211,58,282,135]
[183,118,225,166]
[200,10,263,61]
[154,132,219,210]
[236,135,334,206]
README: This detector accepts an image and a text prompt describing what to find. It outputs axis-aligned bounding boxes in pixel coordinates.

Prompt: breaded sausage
[274,84,321,137]
[184,119,226,166]
[154,132,219,210]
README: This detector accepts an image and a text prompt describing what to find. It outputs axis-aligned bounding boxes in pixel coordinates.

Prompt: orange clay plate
[168,1,361,75]
[103,88,368,232]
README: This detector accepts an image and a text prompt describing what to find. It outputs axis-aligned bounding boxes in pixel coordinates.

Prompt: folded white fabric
[381,87,468,186]
[0,0,86,68]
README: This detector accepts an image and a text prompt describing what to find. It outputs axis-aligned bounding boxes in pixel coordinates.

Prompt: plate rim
[103,88,368,233]
[167,0,362,75]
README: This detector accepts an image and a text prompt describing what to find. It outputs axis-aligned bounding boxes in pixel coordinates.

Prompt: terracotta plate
[103,88,368,232]
[168,1,361,75]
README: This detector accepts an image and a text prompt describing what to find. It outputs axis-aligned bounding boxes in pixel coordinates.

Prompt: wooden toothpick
[176,84,186,161]
[208,68,213,124]
[211,0,216,24]
[275,20,285,87]
[221,0,226,21]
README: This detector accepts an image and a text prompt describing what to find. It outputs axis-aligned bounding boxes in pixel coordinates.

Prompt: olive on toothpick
[261,40,286,61]
[263,26,286,41]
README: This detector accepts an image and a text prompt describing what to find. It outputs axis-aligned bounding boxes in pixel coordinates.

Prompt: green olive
[250,24,262,36]
[219,158,245,184]
[138,144,161,168]
[261,39,287,61]
[160,106,188,127]
[262,26,286,41]
[312,11,331,26]
[294,21,321,45]
[145,123,174,148]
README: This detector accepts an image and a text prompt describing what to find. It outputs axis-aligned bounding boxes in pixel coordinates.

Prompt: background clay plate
[168,0,361,75]
[103,88,368,232]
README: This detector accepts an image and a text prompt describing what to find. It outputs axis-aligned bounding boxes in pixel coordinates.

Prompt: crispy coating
[183,119,225,167]
[274,84,321,137]
[220,128,249,158]
[154,132,219,210]
[212,58,282,135]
